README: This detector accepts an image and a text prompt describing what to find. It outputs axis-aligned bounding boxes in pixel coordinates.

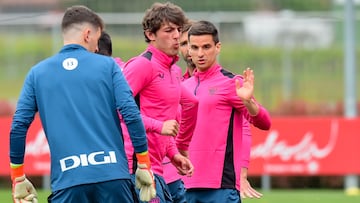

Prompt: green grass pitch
[0,189,359,202]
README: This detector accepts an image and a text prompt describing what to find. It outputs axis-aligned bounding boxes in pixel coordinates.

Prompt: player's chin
[171,48,179,56]
[196,63,208,70]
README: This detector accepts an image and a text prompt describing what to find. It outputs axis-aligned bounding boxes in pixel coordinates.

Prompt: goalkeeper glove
[11,164,38,203]
[135,151,156,202]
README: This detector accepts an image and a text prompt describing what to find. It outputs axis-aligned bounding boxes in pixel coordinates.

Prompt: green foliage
[219,42,358,112]
[65,0,334,12]
[111,36,147,62]
[1,33,359,114]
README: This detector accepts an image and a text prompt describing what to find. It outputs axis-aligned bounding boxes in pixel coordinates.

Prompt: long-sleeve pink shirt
[182,64,271,191]
[122,45,198,176]
[163,69,252,184]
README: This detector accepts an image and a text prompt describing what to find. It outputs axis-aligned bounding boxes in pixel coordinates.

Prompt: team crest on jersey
[208,87,218,95]
[62,58,78,70]
[158,72,165,79]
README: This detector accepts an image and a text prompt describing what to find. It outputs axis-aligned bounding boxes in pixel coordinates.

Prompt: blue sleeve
[112,64,148,153]
[10,70,37,164]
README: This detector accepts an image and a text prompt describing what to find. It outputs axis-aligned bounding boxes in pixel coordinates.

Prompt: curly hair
[142,2,186,43]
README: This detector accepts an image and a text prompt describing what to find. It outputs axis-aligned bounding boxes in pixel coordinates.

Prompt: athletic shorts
[131,173,172,203]
[47,179,138,203]
[186,188,241,203]
[167,179,187,203]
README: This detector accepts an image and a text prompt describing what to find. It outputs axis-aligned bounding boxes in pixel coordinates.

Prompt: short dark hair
[188,20,219,44]
[182,19,194,34]
[97,31,112,56]
[142,2,186,43]
[61,5,104,33]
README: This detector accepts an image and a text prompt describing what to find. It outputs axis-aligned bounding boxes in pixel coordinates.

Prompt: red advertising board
[249,117,360,175]
[1,116,360,176]
[0,116,50,176]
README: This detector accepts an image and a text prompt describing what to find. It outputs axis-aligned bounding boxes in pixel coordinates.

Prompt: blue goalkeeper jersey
[10,44,148,191]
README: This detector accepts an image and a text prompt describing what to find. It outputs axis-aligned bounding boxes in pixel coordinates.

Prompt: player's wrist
[242,98,254,105]
[242,98,259,116]
[14,175,26,183]
[10,163,24,181]
[136,151,151,169]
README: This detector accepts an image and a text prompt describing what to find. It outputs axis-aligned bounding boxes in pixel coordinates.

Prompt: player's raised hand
[235,67,254,101]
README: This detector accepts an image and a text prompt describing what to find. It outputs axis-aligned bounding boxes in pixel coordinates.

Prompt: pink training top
[182,64,271,191]
[182,67,192,81]
[113,57,125,70]
[240,113,252,168]
[162,66,198,184]
[122,45,198,176]
[162,69,252,184]
[162,100,191,184]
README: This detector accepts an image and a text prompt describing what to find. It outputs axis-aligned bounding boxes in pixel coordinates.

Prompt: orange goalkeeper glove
[135,151,156,201]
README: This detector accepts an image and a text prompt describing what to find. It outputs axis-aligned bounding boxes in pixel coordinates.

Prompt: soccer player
[96,30,125,69]
[122,2,198,203]
[182,20,271,203]
[179,20,197,80]
[168,19,262,201]
[161,20,195,203]
[9,5,154,203]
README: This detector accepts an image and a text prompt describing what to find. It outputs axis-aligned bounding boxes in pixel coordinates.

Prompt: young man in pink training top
[162,19,263,202]
[122,2,198,203]
[182,20,271,203]
[161,19,195,203]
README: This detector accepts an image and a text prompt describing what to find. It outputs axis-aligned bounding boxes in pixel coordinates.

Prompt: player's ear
[145,30,156,41]
[215,42,221,54]
[83,28,91,43]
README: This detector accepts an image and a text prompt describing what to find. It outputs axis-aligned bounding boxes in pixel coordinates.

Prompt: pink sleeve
[176,84,198,151]
[240,117,251,168]
[123,57,152,96]
[141,115,163,133]
[124,57,164,133]
[166,137,179,161]
[243,104,271,130]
